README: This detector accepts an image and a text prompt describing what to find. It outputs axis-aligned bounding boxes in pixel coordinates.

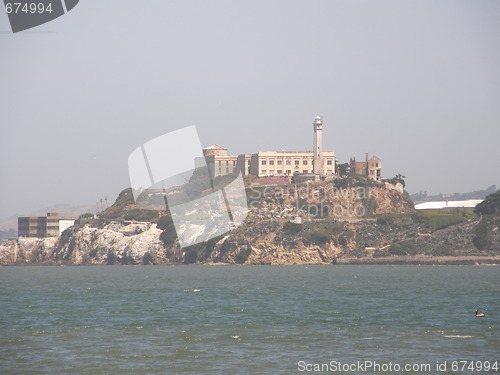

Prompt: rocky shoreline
[335,255,500,265]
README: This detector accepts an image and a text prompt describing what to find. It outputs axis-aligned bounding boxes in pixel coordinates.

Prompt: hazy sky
[1,0,499,219]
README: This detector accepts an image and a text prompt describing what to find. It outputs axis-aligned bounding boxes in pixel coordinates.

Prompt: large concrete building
[248,151,335,177]
[202,145,238,178]
[18,212,75,238]
[203,115,336,180]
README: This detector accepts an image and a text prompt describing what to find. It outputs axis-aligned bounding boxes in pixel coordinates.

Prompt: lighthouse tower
[313,115,323,175]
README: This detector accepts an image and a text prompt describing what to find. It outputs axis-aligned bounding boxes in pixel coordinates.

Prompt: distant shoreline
[335,255,500,265]
[2,255,499,266]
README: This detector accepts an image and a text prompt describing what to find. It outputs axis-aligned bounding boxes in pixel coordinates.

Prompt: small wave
[443,335,473,338]
[184,289,201,292]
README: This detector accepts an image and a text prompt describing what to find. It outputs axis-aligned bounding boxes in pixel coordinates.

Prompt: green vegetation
[281,221,302,235]
[334,174,379,189]
[301,221,346,246]
[78,213,94,220]
[123,209,158,222]
[474,190,500,216]
[142,252,154,265]
[376,213,398,226]
[157,215,177,248]
[113,188,135,207]
[376,212,466,231]
[235,246,252,264]
[182,236,223,264]
[383,173,406,188]
[362,196,377,217]
[412,212,466,231]
[336,162,350,177]
[473,190,500,251]
[106,250,116,265]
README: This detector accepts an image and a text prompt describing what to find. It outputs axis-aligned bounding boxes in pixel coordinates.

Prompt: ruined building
[349,153,382,182]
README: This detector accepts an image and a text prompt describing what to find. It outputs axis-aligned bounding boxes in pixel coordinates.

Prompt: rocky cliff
[0,222,165,265]
[1,183,498,265]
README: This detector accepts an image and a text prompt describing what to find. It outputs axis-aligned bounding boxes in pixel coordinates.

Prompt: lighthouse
[313,115,323,175]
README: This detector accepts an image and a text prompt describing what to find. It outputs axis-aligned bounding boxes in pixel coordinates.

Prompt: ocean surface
[0,265,498,374]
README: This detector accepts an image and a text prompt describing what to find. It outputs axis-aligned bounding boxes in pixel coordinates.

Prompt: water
[0,265,498,374]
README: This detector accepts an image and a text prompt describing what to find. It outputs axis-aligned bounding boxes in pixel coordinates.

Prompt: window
[370,170,374,175]
[303,170,308,173]
[269,170,275,175]
[294,160,299,165]
[262,160,267,165]
[261,170,266,174]
[233,161,236,165]
[286,170,291,174]
[269,160,274,165]
[218,168,222,174]
[303,160,308,165]
[327,160,332,165]
[286,160,291,165]
[218,161,222,166]
[226,161,229,166]
[277,160,282,165]
[277,170,282,174]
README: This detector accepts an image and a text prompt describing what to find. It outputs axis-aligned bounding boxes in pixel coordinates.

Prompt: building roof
[415,200,483,210]
[203,144,227,150]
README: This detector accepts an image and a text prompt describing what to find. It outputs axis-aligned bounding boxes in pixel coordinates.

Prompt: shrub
[157,215,178,248]
[388,243,407,255]
[113,188,135,207]
[157,215,175,230]
[282,221,302,236]
[412,212,465,231]
[373,249,390,257]
[123,209,158,222]
[142,252,154,265]
[235,246,252,264]
[184,248,199,264]
[376,213,397,226]
[362,197,377,217]
[106,250,116,265]
[160,229,177,249]
[473,215,494,250]
[474,190,500,216]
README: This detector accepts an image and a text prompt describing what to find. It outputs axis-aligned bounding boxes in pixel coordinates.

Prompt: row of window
[218,160,237,166]
[260,170,312,175]
[261,159,333,166]
[218,168,231,174]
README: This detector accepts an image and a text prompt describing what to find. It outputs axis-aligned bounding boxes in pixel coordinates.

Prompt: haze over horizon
[1,0,499,219]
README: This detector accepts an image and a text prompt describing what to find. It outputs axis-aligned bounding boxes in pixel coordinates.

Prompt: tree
[474,190,500,216]
[336,162,350,177]
[384,174,406,188]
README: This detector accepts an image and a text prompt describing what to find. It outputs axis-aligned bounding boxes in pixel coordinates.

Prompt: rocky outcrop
[1,182,495,266]
[0,221,165,265]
